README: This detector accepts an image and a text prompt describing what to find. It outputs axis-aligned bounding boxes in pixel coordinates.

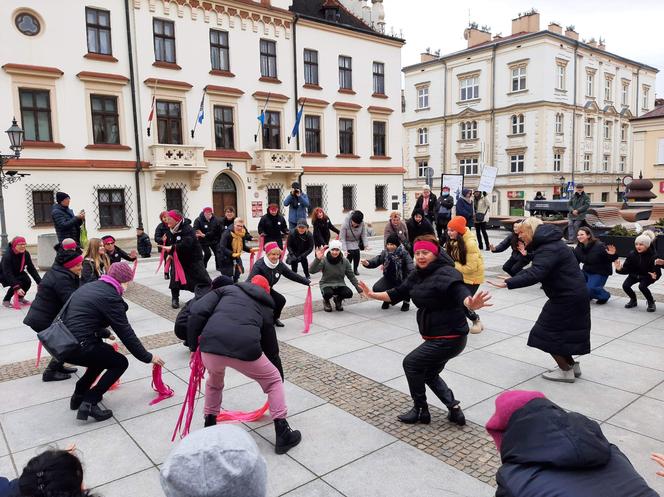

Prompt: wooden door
[213,192,237,215]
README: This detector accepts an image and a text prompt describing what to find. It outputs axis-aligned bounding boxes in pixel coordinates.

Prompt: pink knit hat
[264,241,280,253]
[485,390,546,450]
[107,262,135,284]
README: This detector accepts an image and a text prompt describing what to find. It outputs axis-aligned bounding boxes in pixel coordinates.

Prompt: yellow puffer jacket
[452,229,485,285]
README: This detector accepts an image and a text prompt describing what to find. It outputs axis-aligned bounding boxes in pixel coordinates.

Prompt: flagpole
[147,78,158,137]
[191,89,206,139]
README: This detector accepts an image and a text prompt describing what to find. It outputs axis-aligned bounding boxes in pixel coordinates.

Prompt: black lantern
[559,176,566,199]
[6,118,24,156]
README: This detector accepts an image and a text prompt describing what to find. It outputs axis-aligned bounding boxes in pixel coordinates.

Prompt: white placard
[477,165,498,193]
[441,174,464,198]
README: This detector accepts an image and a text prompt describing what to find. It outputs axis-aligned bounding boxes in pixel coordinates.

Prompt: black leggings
[464,283,480,322]
[270,289,286,320]
[322,286,353,302]
[374,276,409,304]
[503,253,529,276]
[475,222,490,250]
[66,342,129,404]
[623,274,655,304]
[3,273,31,301]
[290,259,310,278]
[347,249,360,272]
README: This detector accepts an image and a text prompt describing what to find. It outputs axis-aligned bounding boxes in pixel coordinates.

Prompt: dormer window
[322,0,340,22]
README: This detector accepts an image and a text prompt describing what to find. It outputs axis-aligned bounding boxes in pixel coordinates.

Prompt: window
[373,62,385,95]
[605,77,613,101]
[555,113,564,134]
[460,121,477,140]
[375,185,387,210]
[511,66,527,92]
[621,123,628,142]
[417,86,429,109]
[304,115,321,153]
[511,114,525,135]
[210,29,230,71]
[339,118,354,155]
[373,121,386,157]
[586,72,595,97]
[602,154,610,172]
[460,76,479,101]
[583,153,592,172]
[91,95,119,144]
[267,187,281,207]
[643,86,650,109]
[417,159,428,178]
[19,89,52,142]
[459,157,479,176]
[98,188,126,228]
[604,121,612,140]
[15,11,40,36]
[601,192,609,202]
[261,110,281,149]
[339,56,352,89]
[213,105,234,150]
[619,155,626,172]
[260,39,277,78]
[556,64,566,90]
[307,185,323,211]
[584,118,593,138]
[32,190,54,225]
[553,153,562,172]
[510,154,524,173]
[156,100,182,144]
[165,187,183,212]
[86,7,112,55]
[342,185,356,211]
[304,49,318,85]
[621,82,629,106]
[417,127,428,145]
[153,18,176,63]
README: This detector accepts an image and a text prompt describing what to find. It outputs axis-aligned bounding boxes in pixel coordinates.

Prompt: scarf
[100,274,124,296]
[422,195,429,212]
[169,220,182,234]
[263,255,279,269]
[383,247,405,283]
[326,251,342,265]
[230,229,245,257]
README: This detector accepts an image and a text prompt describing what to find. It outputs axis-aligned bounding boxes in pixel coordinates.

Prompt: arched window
[511,114,525,134]
[417,127,428,145]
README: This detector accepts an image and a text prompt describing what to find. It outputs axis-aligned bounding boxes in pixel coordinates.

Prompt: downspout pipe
[571,41,579,189]
[441,60,447,196]
[291,14,303,187]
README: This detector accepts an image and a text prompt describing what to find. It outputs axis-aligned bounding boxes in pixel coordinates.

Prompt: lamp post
[559,176,566,200]
[615,176,622,203]
[0,118,25,251]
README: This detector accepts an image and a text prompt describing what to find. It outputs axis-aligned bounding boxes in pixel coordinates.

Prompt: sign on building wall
[477,165,498,193]
[441,174,464,198]
[507,191,525,199]
[252,201,263,218]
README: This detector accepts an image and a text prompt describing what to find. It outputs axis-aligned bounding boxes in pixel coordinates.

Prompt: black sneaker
[171,298,180,309]
[204,414,217,427]
[401,302,410,312]
[625,300,637,309]
[381,302,390,310]
[353,270,360,276]
[447,405,466,426]
[647,302,656,312]
[42,370,71,382]
[596,298,609,305]
[333,296,344,311]
[323,299,332,312]
[274,319,285,327]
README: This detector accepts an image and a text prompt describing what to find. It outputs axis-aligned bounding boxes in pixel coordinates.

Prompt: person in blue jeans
[283,182,310,230]
[573,227,617,304]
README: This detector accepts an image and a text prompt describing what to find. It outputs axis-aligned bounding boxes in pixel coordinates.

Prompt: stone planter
[599,234,664,257]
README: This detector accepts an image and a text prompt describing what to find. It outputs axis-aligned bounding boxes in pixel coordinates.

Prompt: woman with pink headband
[359,234,491,426]
[1,236,41,308]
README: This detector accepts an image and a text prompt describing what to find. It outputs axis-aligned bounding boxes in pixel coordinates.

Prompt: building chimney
[598,37,606,50]
[587,37,598,48]
[260,0,270,6]
[511,10,540,35]
[420,50,438,63]
[547,22,562,35]
[565,25,579,40]
[463,24,491,48]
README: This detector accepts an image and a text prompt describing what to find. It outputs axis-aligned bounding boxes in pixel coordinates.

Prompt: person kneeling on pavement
[187,275,301,454]
[1,236,41,308]
[614,230,661,312]
[361,233,414,312]
[310,240,363,312]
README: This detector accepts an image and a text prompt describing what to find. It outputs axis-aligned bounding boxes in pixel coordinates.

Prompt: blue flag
[257,93,271,126]
[291,100,305,138]
[196,93,205,124]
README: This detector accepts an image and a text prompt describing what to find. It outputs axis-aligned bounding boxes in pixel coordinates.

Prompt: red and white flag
[146,95,156,136]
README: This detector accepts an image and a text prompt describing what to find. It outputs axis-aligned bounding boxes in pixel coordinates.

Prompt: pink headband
[203,207,213,214]
[11,237,26,248]
[168,210,183,223]
[102,236,115,244]
[63,255,84,269]
[413,240,439,255]
[264,241,280,253]
[62,241,77,250]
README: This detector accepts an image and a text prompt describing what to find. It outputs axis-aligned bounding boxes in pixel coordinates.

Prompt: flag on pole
[290,99,305,138]
[146,95,156,137]
[191,90,206,138]
[257,92,271,126]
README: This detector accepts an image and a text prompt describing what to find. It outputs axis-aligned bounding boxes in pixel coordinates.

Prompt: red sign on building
[251,201,263,218]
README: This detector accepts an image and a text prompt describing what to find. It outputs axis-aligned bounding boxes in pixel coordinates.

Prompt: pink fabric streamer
[132,259,138,277]
[150,364,174,405]
[90,342,122,391]
[172,347,206,441]
[155,248,166,274]
[217,401,270,423]
[172,249,188,285]
[35,342,43,368]
[249,251,256,271]
[257,235,265,258]
[302,286,313,334]
[280,237,288,261]
[11,291,20,310]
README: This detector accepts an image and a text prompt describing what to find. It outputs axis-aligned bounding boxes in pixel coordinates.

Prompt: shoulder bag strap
[54,294,76,322]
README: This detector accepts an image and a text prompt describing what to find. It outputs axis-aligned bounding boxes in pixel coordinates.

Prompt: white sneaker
[469,319,484,334]
[542,368,575,383]
[572,362,581,378]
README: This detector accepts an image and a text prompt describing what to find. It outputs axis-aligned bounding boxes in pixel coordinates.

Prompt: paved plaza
[1,230,664,496]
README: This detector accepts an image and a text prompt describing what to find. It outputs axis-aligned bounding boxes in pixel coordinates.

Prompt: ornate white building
[1,0,404,244]
[402,11,658,216]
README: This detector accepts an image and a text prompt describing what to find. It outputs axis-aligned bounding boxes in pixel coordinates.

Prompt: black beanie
[386,234,400,246]
[291,181,301,189]
[56,192,70,204]
[55,249,81,267]
[351,210,364,224]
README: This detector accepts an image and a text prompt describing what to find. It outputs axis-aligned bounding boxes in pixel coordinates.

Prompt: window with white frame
[460,76,479,101]
[619,155,626,172]
[553,152,562,172]
[417,127,428,145]
[556,64,566,90]
[604,121,613,140]
[511,66,527,92]
[460,121,478,140]
[621,123,628,141]
[583,153,592,172]
[602,154,610,172]
[417,159,429,177]
[621,82,629,106]
[643,86,650,109]
[585,118,593,138]
[511,114,525,134]
[459,157,479,176]
[586,72,595,97]
[658,139,664,164]
[604,76,613,102]
[417,86,429,109]
[509,153,525,173]
[555,113,564,134]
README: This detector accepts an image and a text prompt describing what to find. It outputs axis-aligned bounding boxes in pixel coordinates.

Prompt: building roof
[632,105,664,121]
[402,30,659,73]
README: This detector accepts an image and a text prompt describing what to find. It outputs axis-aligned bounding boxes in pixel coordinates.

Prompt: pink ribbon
[302,286,313,334]
[249,251,256,271]
[217,401,270,423]
[89,342,121,391]
[132,259,138,277]
[11,291,20,310]
[35,342,43,368]
[155,248,166,274]
[172,346,206,441]
[149,364,174,405]
[280,237,288,261]
[258,235,265,258]
[172,248,188,285]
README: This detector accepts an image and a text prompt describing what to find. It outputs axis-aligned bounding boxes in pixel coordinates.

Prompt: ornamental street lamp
[559,176,566,199]
[615,176,622,202]
[0,118,26,251]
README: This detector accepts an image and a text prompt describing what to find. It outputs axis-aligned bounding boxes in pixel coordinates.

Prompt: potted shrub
[598,226,638,257]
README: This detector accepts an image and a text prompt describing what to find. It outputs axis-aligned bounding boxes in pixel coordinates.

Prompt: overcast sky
[383,0,663,97]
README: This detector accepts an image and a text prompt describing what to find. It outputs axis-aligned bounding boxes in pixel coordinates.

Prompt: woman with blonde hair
[81,238,110,285]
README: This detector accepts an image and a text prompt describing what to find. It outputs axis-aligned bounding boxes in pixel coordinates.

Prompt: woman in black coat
[102,235,137,265]
[360,234,491,426]
[405,209,435,251]
[154,211,170,279]
[258,204,289,249]
[614,230,661,312]
[24,249,83,382]
[490,222,532,276]
[574,227,617,305]
[286,220,314,278]
[310,207,339,248]
[489,218,590,383]
[193,208,221,268]
[61,262,164,422]
[1,237,41,307]
[486,390,658,497]
[217,217,257,283]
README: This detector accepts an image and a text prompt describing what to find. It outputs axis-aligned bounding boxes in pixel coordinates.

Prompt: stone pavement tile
[0,340,45,366]
[384,372,502,411]
[0,434,8,457]
[374,311,420,331]
[589,316,641,338]
[335,318,413,345]
[330,346,407,383]
[592,340,664,371]
[462,394,501,427]
[447,350,546,389]
[483,336,562,369]
[282,479,345,497]
[641,315,664,330]
[575,355,664,394]
[474,313,535,335]
[0,326,34,347]
[130,316,174,338]
[93,468,163,497]
[379,333,427,355]
[279,292,306,306]
[344,300,400,319]
[307,309,370,330]
[274,317,331,342]
[256,403,395,477]
[495,303,545,322]
[288,330,372,359]
[1,398,116,452]
[518,373,640,420]
[12,424,152,488]
[601,423,664,494]
[116,354,155,383]
[152,343,193,372]
[323,441,494,497]
[621,326,664,349]
[590,304,661,325]
[607,396,664,441]
[0,455,16,479]
[645,381,664,402]
[0,309,30,330]
[465,328,514,349]
[0,373,75,414]
[125,302,160,321]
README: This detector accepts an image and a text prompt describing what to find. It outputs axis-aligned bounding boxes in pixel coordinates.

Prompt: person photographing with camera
[51,192,85,247]
[283,182,310,230]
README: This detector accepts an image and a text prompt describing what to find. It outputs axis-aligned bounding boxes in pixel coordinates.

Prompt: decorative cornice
[303,166,405,174]
[252,91,289,103]
[2,63,63,79]
[204,149,252,160]
[333,101,362,111]
[77,71,129,85]
[205,85,244,97]
[143,77,193,91]
[298,97,329,108]
[367,105,394,115]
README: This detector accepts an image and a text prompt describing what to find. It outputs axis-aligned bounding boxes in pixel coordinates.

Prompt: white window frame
[602,154,610,172]
[604,76,613,102]
[583,153,592,172]
[585,118,593,138]
[459,157,479,176]
[417,159,429,178]
[643,86,650,110]
[509,154,525,173]
[553,152,562,172]
[511,66,527,92]
[417,127,428,145]
[586,72,595,97]
[555,113,563,134]
[604,121,612,140]
[417,86,429,109]
[460,76,479,101]
[621,82,629,106]
[556,65,566,90]
[621,123,628,142]
[511,114,525,135]
[619,155,626,172]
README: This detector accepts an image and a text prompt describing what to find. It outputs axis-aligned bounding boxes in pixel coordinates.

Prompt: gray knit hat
[160,425,267,497]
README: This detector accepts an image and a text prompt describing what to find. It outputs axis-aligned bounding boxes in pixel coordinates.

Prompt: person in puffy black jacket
[435,188,454,241]
[102,235,137,265]
[286,219,314,278]
[258,204,289,249]
[136,227,152,258]
[193,208,221,268]
[486,390,659,497]
[310,207,339,248]
[1,237,41,307]
[615,230,661,312]
[360,234,491,427]
[154,211,171,279]
[24,249,83,382]
[573,227,618,305]
[187,276,302,454]
[491,218,590,384]
[406,209,435,252]
[51,192,84,245]
[491,222,532,276]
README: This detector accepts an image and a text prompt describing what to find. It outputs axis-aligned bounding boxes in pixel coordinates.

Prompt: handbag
[36,295,80,361]
[475,206,489,223]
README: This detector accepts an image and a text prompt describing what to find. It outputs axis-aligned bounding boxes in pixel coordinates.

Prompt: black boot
[164,272,170,280]
[59,364,78,374]
[70,393,85,411]
[42,370,71,382]
[274,418,302,455]
[274,319,285,327]
[381,302,390,310]
[323,299,332,312]
[333,296,344,311]
[647,301,656,312]
[48,358,77,374]
[204,414,217,427]
[447,405,466,426]
[401,302,410,312]
[171,298,180,309]
[625,299,637,309]
[397,406,431,424]
[77,401,113,422]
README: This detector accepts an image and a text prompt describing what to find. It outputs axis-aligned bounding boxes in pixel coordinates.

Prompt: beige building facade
[633,106,664,201]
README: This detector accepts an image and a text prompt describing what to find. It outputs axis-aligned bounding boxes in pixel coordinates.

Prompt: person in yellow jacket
[445,215,485,333]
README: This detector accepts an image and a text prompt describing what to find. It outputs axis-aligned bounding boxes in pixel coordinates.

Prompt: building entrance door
[212,173,237,216]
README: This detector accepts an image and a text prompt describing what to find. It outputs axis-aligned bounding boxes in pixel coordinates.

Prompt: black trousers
[201,244,219,268]
[3,273,31,301]
[373,276,409,304]
[475,222,490,250]
[66,342,129,404]
[464,283,480,322]
[503,253,528,276]
[436,218,450,242]
[321,286,353,302]
[270,289,286,320]
[290,259,310,278]
[623,274,655,304]
[403,336,468,409]
[347,249,360,272]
